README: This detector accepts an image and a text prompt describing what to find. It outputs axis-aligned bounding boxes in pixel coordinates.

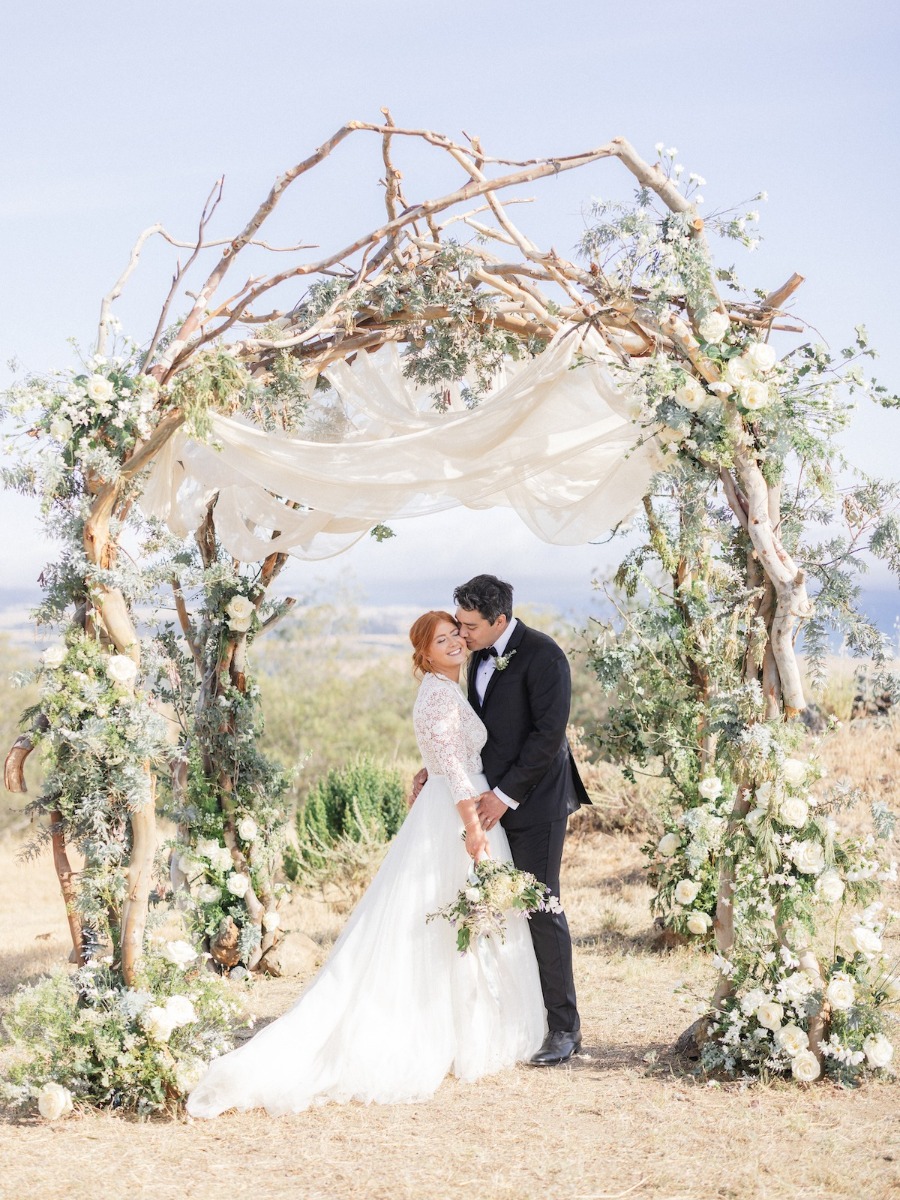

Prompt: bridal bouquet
[428,859,561,953]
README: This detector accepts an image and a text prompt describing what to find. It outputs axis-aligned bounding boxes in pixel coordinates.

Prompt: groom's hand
[475,790,508,831]
[409,768,428,807]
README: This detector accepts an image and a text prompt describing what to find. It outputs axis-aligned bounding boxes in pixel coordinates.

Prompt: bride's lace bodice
[413,672,487,804]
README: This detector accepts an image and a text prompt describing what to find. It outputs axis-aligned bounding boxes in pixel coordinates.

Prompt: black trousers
[505,817,580,1033]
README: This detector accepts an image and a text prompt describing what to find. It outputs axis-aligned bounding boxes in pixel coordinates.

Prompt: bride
[186,611,545,1118]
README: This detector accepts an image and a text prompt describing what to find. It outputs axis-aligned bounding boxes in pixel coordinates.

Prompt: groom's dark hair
[453,574,513,624]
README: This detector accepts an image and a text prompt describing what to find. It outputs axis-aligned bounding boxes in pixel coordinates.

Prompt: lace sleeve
[414,681,479,806]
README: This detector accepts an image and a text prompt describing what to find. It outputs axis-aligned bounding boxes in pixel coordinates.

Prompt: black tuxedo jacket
[467,620,590,831]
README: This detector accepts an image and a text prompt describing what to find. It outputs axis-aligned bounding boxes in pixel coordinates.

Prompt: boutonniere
[494,649,516,672]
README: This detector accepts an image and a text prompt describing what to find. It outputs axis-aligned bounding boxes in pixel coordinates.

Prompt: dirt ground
[1,720,899,1200]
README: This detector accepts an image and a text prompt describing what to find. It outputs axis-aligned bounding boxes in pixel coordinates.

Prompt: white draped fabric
[140,330,661,561]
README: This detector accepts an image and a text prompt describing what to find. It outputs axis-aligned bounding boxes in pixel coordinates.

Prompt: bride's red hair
[409,610,459,678]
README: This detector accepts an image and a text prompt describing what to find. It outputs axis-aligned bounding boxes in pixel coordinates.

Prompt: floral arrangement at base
[1,942,244,1117]
[428,858,561,953]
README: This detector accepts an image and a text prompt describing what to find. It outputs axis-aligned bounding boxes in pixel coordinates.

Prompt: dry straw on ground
[1,719,899,1200]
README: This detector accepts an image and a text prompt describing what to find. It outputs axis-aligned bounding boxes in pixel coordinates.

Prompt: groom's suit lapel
[481,620,528,711]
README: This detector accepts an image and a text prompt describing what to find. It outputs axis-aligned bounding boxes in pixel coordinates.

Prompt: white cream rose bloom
[263,909,280,932]
[106,655,138,686]
[824,975,856,1011]
[195,838,221,862]
[161,939,198,968]
[775,1023,809,1057]
[164,995,197,1027]
[698,312,730,344]
[41,644,67,669]
[745,807,767,832]
[657,832,681,857]
[465,887,482,903]
[790,839,826,875]
[862,1034,894,1069]
[226,872,250,898]
[675,377,707,412]
[778,795,810,829]
[743,341,777,374]
[740,987,769,1016]
[225,594,255,633]
[739,379,772,411]
[196,884,222,905]
[37,1082,74,1120]
[815,868,845,903]
[674,878,701,906]
[791,1050,821,1082]
[237,816,258,842]
[756,1000,784,1031]
[847,924,882,955]
[143,1005,177,1042]
[50,416,73,442]
[215,847,235,873]
[85,374,115,403]
[724,356,752,388]
[781,971,813,1003]
[782,758,807,786]
[697,776,723,801]
[686,911,713,936]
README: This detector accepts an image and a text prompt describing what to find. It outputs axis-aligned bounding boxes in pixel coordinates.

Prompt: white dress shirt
[473,618,519,810]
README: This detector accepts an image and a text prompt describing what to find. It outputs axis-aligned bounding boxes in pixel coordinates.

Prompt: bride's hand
[465,821,490,863]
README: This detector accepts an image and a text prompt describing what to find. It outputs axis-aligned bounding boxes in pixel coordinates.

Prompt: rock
[210,916,241,968]
[261,930,320,978]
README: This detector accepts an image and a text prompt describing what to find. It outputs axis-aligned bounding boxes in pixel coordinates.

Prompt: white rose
[37,1082,74,1120]
[216,847,235,873]
[41,644,67,669]
[740,988,769,1016]
[782,758,807,787]
[755,781,775,809]
[756,1000,784,1031]
[697,776,723,802]
[778,795,810,829]
[775,1023,809,1057]
[815,869,845,904]
[143,1005,177,1042]
[675,376,707,413]
[161,939,198,968]
[85,375,115,403]
[698,312,730,344]
[738,379,772,412]
[743,342,777,374]
[165,995,197,1027]
[195,839,221,862]
[465,887,482,903]
[745,807,767,832]
[723,357,752,390]
[196,884,222,905]
[225,595,255,621]
[106,655,138,686]
[781,971,813,1004]
[847,925,882,956]
[790,839,826,875]
[863,1034,894,1069]
[825,976,856,1011]
[674,879,701,906]
[686,911,713,936]
[263,909,280,932]
[237,816,258,843]
[50,416,73,442]
[791,1049,821,1082]
[657,832,681,857]
[226,872,250,898]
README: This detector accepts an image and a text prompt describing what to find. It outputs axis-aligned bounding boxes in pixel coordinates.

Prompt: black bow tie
[480,646,499,662]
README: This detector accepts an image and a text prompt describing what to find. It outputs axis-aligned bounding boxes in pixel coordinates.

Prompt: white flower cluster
[225,594,255,634]
[142,994,198,1043]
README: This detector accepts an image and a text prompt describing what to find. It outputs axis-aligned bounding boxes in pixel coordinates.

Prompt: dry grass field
[1,717,899,1200]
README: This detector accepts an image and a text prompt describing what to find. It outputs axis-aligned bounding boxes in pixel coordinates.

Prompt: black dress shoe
[529,1029,582,1067]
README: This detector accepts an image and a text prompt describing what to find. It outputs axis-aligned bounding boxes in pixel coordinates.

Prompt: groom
[454,573,589,1067]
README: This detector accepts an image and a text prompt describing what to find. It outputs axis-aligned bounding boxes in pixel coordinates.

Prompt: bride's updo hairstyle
[410,610,458,678]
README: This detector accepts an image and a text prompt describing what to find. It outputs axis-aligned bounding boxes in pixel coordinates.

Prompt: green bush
[288,757,408,881]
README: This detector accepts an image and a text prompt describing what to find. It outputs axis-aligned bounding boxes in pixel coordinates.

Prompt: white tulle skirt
[186,773,546,1118]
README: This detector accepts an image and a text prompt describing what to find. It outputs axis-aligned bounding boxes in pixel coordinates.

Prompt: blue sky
[2,1,898,619]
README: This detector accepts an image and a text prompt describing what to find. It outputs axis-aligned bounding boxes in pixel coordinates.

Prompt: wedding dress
[186,672,545,1118]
